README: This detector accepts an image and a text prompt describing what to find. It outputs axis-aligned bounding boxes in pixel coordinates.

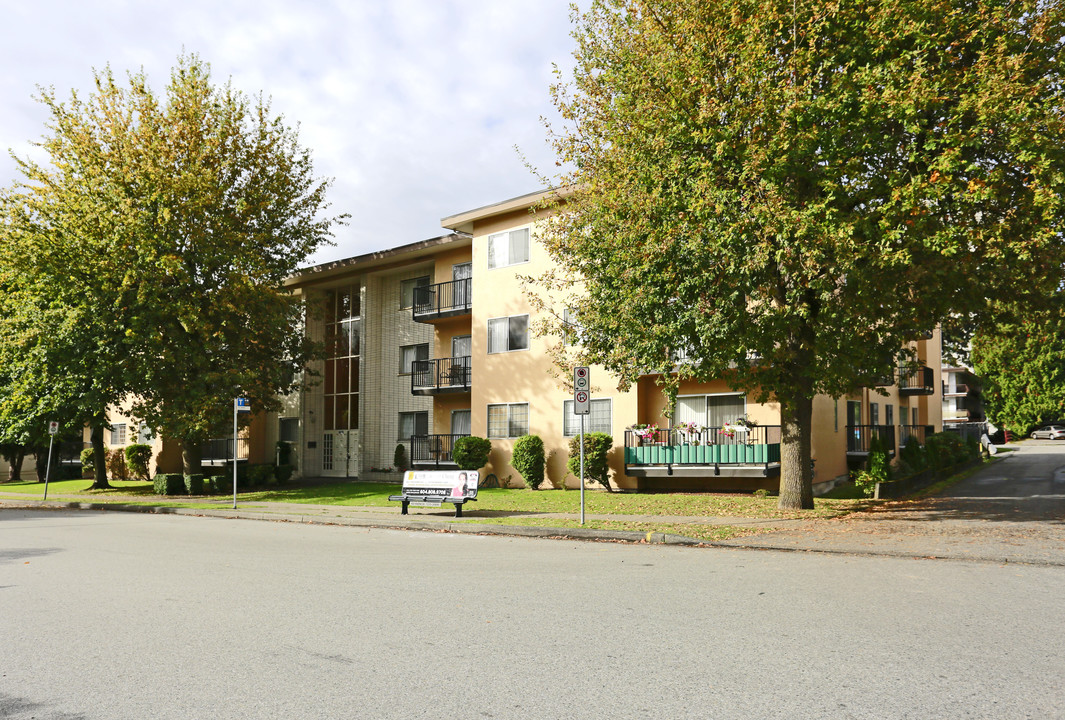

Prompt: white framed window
[400,276,430,309]
[563,398,611,436]
[563,307,584,347]
[137,422,154,444]
[488,315,528,353]
[398,411,429,441]
[487,228,530,269]
[110,423,127,446]
[675,393,746,428]
[399,343,429,374]
[487,403,529,438]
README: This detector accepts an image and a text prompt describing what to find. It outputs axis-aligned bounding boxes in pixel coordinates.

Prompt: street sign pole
[233,397,251,509]
[579,413,587,526]
[573,367,590,525]
[43,421,58,501]
[233,398,239,509]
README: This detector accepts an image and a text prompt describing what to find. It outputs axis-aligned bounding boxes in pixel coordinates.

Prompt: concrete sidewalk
[4,492,1064,566]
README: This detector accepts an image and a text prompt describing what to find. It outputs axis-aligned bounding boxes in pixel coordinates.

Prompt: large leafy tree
[0,54,343,479]
[539,0,1065,508]
[972,305,1065,434]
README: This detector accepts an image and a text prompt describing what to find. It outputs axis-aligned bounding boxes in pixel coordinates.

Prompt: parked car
[1029,425,1065,440]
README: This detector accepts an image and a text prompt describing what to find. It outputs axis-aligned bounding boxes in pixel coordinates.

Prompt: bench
[389,470,479,518]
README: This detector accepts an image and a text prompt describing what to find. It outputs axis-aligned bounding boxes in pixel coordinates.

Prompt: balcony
[943,382,969,397]
[899,424,935,448]
[410,434,468,468]
[846,425,896,456]
[412,278,471,323]
[623,425,782,479]
[411,357,471,395]
[897,365,935,396]
[200,437,250,467]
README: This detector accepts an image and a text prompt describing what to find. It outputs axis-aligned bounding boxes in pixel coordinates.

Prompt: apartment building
[254,190,943,494]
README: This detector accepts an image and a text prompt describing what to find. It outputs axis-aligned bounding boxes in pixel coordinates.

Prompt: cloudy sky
[0,0,582,265]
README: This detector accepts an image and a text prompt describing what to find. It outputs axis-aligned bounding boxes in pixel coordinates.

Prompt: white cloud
[0,0,581,264]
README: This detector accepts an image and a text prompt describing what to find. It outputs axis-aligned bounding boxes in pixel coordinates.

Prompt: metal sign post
[233,397,251,509]
[574,367,590,525]
[43,421,58,501]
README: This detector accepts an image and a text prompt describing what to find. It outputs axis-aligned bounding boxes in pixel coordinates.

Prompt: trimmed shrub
[925,432,968,472]
[854,433,890,497]
[275,464,294,484]
[393,443,408,472]
[124,443,153,481]
[80,448,95,479]
[567,432,614,492]
[184,473,205,495]
[900,438,926,471]
[208,475,229,494]
[106,448,129,481]
[453,436,492,471]
[276,440,295,466]
[247,464,275,487]
[511,435,546,490]
[153,473,185,495]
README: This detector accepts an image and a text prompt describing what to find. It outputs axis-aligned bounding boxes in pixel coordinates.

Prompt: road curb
[0,499,708,547]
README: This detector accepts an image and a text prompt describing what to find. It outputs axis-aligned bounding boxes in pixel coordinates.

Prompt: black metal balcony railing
[899,424,935,447]
[624,425,782,470]
[846,425,897,455]
[201,437,250,465]
[412,278,472,321]
[410,434,468,467]
[411,356,471,395]
[898,365,935,395]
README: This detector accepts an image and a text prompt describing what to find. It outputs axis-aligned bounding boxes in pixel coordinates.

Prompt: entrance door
[323,430,359,477]
[451,410,471,436]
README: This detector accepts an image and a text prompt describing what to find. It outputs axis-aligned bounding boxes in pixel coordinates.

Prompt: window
[675,393,746,428]
[137,422,154,444]
[400,276,430,309]
[399,343,429,374]
[563,398,611,436]
[110,423,127,446]
[487,228,530,269]
[487,403,529,438]
[488,315,528,353]
[870,402,880,426]
[398,411,429,441]
[886,405,894,428]
[279,418,299,444]
[912,407,918,426]
[563,307,584,346]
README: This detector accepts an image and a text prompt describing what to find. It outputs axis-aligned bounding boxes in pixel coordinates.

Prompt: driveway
[715,442,1065,564]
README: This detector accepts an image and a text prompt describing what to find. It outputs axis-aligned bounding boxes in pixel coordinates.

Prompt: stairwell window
[487,228,530,269]
[488,315,528,353]
[110,423,127,446]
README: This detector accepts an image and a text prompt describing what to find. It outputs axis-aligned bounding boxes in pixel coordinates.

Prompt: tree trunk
[778,393,815,510]
[89,424,111,489]
[182,442,202,476]
[6,448,25,482]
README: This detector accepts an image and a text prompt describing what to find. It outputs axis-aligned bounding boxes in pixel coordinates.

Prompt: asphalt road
[2,510,1063,719]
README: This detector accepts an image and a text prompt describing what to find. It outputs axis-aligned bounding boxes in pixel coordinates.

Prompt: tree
[0,54,344,477]
[972,305,1065,434]
[538,0,1065,508]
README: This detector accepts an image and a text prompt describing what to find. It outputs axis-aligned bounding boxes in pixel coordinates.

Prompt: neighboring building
[261,190,944,494]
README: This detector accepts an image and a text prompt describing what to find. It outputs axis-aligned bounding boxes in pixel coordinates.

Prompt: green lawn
[1,477,861,520]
